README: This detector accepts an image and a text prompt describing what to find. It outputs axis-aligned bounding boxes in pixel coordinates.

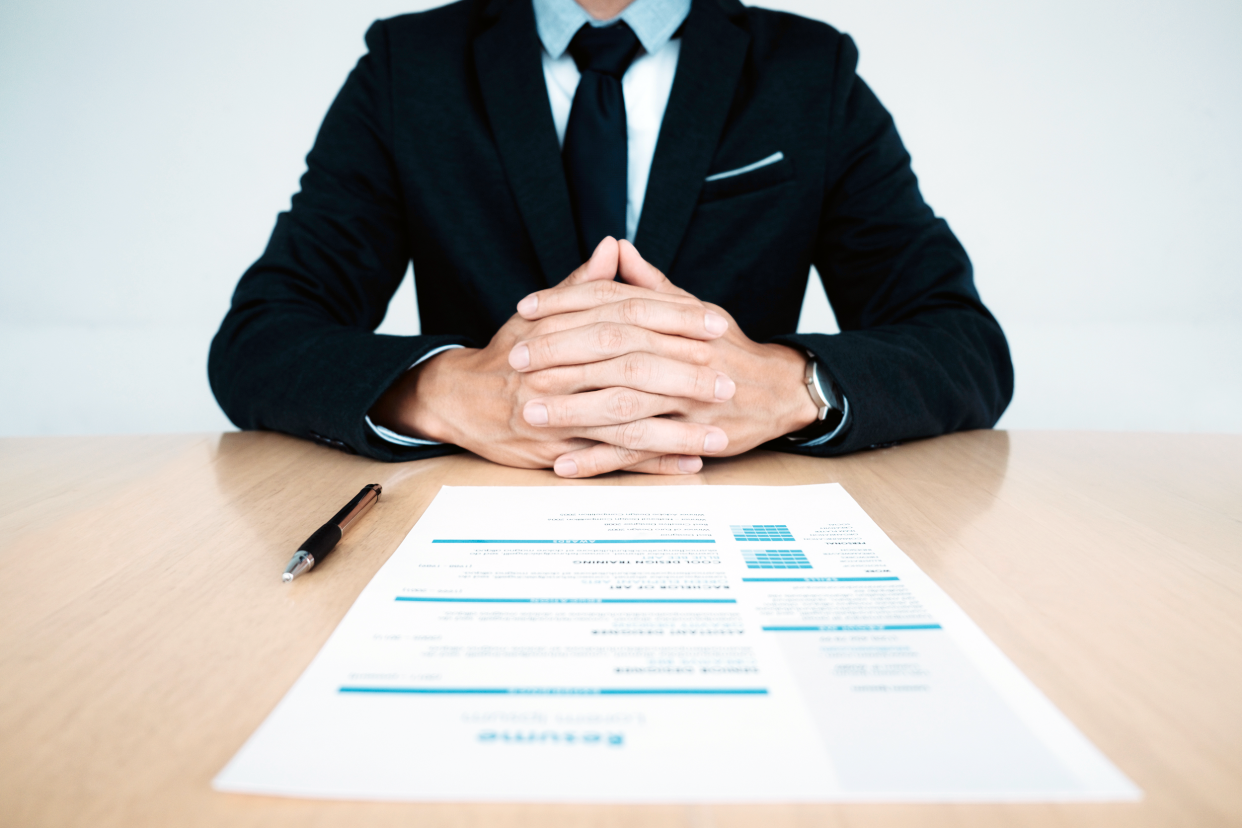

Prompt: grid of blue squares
[742,549,812,569]
[730,524,795,542]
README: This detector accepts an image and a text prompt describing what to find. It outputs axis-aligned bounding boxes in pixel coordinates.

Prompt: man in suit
[209,0,1013,478]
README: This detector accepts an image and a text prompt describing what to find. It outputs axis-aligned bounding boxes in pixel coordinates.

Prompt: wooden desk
[1,431,1240,827]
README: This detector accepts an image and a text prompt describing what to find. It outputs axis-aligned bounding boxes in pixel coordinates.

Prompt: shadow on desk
[208,428,1012,576]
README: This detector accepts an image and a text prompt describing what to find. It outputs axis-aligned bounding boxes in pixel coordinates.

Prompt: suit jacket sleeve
[208,21,469,461]
[770,34,1014,455]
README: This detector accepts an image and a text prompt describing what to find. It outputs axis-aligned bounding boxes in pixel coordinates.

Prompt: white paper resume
[214,484,1139,802]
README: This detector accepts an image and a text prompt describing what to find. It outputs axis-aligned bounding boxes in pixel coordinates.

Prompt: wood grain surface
[1,430,1239,827]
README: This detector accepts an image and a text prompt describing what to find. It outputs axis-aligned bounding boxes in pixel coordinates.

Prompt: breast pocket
[700,151,794,202]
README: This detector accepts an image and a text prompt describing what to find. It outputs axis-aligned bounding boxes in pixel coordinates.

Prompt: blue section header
[762,624,942,631]
[340,687,768,695]
[431,539,715,544]
[741,577,899,582]
[396,597,736,604]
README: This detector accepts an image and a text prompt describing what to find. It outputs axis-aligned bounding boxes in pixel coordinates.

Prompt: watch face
[812,361,840,412]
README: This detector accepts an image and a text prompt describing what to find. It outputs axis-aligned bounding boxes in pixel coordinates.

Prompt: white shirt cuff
[365,344,465,447]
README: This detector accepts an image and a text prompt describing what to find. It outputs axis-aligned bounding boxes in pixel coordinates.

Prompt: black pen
[283,484,382,582]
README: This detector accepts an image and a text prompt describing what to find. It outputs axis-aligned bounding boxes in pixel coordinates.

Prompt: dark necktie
[562,22,641,259]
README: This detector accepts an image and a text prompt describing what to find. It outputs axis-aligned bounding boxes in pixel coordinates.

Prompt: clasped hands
[371,238,818,477]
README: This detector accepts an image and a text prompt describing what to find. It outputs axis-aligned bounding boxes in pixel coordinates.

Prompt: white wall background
[1,0,1239,436]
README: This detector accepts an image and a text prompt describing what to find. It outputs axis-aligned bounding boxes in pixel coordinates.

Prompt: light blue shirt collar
[532,0,691,59]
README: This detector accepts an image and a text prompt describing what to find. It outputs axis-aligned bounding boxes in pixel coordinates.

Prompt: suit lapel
[473,0,581,285]
[633,0,750,275]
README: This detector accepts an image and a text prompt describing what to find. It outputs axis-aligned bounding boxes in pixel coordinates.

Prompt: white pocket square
[704,151,785,182]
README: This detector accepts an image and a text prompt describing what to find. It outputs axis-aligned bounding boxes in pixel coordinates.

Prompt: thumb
[617,239,692,297]
[558,236,619,287]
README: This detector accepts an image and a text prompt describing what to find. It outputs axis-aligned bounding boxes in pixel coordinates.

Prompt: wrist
[370,348,478,445]
[765,343,820,438]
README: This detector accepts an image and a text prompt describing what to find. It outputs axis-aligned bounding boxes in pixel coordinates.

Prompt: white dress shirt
[535,0,687,241]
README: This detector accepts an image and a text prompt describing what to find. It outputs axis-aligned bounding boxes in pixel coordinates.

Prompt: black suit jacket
[209,0,1013,461]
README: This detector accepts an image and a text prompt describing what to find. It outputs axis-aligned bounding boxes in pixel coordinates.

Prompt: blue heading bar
[396,597,736,604]
[340,687,768,695]
[762,624,941,631]
[741,577,898,583]
[432,539,715,544]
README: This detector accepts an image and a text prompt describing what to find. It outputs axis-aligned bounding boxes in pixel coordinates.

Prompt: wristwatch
[785,352,846,443]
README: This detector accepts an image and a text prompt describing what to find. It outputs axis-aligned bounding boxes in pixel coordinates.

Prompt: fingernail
[703,431,727,453]
[677,455,702,473]
[704,311,727,335]
[714,373,736,401]
[517,294,538,316]
[554,457,578,476]
[524,402,548,425]
[509,344,530,370]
